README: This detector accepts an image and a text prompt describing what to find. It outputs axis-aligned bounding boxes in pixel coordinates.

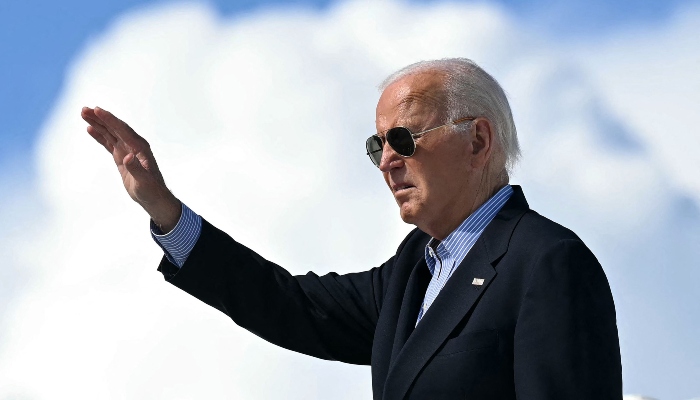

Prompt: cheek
[421,164,461,202]
[382,173,391,189]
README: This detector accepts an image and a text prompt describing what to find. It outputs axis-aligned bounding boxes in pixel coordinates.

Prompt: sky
[1,0,700,399]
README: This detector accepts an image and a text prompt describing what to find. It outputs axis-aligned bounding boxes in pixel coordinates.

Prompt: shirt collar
[424,184,514,266]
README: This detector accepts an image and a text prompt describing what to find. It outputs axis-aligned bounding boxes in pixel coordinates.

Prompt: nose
[378,140,405,172]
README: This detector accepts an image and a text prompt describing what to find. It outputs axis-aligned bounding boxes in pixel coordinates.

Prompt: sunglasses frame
[366,116,477,167]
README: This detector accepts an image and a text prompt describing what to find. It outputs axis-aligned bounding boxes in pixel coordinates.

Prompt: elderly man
[82,58,622,399]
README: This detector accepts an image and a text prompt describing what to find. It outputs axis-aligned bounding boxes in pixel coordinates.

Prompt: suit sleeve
[158,218,407,365]
[513,239,623,399]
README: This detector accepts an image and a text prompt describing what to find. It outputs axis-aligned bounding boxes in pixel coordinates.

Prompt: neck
[427,174,508,240]
[470,168,508,216]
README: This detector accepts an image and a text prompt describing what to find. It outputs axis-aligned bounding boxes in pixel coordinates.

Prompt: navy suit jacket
[158,186,622,399]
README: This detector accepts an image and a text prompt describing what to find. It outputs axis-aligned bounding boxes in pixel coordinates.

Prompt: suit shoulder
[508,210,611,301]
[510,209,593,258]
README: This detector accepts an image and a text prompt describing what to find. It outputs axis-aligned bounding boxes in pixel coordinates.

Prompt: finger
[82,108,116,143]
[83,107,116,152]
[93,107,148,151]
[81,106,98,120]
[83,115,118,146]
[87,126,115,153]
[82,107,118,145]
[81,107,107,128]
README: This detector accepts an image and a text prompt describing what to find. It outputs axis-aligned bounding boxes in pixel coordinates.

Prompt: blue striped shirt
[416,185,513,325]
[151,185,513,325]
[150,202,202,267]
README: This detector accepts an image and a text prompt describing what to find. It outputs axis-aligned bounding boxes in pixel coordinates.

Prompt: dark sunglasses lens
[387,127,415,156]
[366,136,383,166]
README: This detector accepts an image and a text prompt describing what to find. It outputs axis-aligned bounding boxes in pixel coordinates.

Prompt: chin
[398,204,420,226]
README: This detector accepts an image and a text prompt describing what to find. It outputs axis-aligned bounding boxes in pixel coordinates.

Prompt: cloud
[0,0,699,399]
[573,2,700,196]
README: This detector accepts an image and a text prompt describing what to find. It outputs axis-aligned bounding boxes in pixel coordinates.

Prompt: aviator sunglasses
[366,117,476,167]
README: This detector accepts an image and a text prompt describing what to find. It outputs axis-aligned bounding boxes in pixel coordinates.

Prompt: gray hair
[379,58,520,176]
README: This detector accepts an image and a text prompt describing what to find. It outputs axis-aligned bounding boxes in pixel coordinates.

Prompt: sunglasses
[366,117,476,167]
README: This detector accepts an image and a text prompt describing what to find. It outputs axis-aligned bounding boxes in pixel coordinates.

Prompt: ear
[470,118,494,168]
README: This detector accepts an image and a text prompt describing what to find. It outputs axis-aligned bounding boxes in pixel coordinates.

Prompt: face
[375,72,482,239]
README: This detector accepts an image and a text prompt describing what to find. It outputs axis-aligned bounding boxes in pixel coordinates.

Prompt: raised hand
[82,106,181,233]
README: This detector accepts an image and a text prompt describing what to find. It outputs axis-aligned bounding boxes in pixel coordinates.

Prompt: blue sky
[0,0,692,170]
[1,0,700,399]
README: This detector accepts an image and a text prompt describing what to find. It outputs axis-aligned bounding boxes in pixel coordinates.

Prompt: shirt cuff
[150,202,203,268]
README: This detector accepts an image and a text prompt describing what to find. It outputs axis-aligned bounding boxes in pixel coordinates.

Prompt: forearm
[158,218,382,365]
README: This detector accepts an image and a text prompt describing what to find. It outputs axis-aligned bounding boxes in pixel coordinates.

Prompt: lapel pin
[472,278,485,286]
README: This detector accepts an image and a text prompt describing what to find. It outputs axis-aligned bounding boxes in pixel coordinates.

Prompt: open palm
[81,106,180,231]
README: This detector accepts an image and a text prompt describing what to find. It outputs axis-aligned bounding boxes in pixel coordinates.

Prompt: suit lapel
[380,186,530,400]
[372,229,431,400]
[382,241,496,400]
[389,258,432,364]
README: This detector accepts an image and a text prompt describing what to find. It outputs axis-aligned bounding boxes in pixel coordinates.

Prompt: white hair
[379,58,521,176]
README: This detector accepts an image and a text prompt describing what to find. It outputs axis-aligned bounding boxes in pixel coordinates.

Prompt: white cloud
[1,0,699,399]
[573,3,700,197]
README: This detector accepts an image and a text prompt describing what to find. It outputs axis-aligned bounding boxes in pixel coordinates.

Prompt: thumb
[123,153,149,178]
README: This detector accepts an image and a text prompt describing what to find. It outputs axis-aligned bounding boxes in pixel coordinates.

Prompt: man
[82,58,622,399]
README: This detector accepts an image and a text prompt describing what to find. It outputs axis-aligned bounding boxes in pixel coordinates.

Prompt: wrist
[147,193,182,234]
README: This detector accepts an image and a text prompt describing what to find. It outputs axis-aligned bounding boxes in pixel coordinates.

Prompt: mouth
[392,184,415,194]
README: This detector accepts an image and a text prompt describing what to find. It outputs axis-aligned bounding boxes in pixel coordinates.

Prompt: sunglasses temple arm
[452,117,477,125]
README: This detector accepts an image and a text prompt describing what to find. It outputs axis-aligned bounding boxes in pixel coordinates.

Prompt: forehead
[376,71,448,127]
